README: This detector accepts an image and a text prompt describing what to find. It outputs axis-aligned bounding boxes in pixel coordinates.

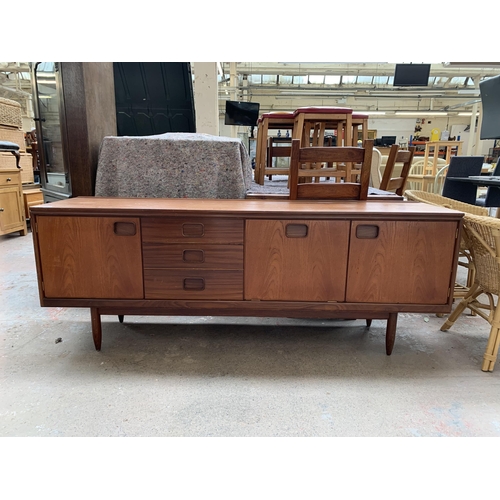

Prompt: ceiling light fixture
[395,111,449,116]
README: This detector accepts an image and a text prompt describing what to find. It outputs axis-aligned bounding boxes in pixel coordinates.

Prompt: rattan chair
[405,190,489,299]
[440,213,500,372]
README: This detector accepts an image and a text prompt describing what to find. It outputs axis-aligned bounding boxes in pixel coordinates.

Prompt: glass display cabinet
[31,62,70,202]
[30,62,117,203]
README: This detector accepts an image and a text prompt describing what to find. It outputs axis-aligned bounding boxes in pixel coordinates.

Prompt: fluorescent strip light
[395,111,448,116]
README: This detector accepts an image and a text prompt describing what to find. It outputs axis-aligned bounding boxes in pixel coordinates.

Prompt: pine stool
[255,112,294,185]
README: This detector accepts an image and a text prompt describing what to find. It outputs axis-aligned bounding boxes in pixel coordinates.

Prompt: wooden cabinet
[0,169,27,236]
[245,219,349,301]
[346,220,457,304]
[35,216,143,298]
[30,62,117,202]
[142,217,244,300]
[22,187,44,220]
[31,198,462,354]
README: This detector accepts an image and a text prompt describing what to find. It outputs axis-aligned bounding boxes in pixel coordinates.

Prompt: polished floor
[1,226,499,437]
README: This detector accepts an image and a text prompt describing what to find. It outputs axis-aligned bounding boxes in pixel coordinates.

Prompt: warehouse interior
[1,53,498,498]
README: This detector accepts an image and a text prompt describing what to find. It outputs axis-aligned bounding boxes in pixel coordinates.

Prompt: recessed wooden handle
[286,224,308,238]
[356,225,379,239]
[183,223,204,237]
[183,249,205,263]
[114,222,136,236]
[183,277,205,291]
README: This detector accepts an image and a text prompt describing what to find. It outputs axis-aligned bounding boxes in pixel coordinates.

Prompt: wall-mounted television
[479,74,500,139]
[393,64,431,87]
[224,101,260,126]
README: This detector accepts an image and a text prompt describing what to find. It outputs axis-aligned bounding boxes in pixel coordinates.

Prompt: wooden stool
[351,113,369,146]
[255,112,295,185]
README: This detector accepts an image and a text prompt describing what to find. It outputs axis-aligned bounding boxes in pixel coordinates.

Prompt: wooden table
[31,197,462,355]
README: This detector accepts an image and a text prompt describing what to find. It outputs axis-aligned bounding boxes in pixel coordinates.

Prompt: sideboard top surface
[29,196,464,220]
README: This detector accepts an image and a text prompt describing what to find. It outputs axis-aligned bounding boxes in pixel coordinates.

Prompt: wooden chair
[440,213,500,372]
[405,190,489,301]
[379,145,416,195]
[289,139,373,200]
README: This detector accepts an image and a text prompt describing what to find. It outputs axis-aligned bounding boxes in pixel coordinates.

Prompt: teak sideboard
[30,197,463,354]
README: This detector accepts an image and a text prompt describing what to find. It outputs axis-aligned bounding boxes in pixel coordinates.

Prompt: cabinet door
[0,187,24,233]
[245,219,350,301]
[36,216,143,299]
[346,220,458,304]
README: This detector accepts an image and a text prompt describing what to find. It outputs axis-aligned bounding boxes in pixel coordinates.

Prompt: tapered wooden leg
[91,307,102,351]
[366,319,372,327]
[386,313,398,355]
[118,315,124,323]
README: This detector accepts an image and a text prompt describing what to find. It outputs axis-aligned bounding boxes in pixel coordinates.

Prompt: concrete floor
[1,226,500,437]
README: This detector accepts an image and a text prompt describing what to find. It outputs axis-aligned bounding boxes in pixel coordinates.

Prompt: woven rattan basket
[0,97,23,129]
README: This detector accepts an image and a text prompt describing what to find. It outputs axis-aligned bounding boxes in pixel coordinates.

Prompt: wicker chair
[405,190,489,299]
[440,213,500,372]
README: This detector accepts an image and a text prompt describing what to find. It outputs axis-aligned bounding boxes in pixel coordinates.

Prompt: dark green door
[113,62,196,136]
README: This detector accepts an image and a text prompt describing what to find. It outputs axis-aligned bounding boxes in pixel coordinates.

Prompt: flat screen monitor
[479,74,500,139]
[393,64,431,87]
[224,101,260,126]
[381,136,397,146]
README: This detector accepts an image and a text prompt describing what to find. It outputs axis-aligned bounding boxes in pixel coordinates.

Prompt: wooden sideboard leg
[366,319,372,327]
[91,307,102,351]
[118,315,124,323]
[385,313,398,355]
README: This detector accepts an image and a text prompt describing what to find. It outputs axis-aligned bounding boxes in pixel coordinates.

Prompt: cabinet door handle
[356,225,379,239]
[182,223,204,237]
[183,249,205,263]
[113,222,136,236]
[0,208,4,212]
[183,277,205,291]
[286,223,308,238]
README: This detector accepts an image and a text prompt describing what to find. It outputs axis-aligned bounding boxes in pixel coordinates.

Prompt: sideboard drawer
[143,243,244,269]
[142,217,244,244]
[144,269,244,299]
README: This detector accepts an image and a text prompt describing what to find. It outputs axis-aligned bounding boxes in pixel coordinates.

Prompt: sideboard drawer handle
[183,249,205,263]
[6,178,12,182]
[183,223,204,237]
[113,222,136,236]
[356,225,379,239]
[183,277,205,291]
[286,223,308,238]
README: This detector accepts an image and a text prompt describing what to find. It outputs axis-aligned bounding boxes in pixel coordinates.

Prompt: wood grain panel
[37,216,143,299]
[142,217,243,244]
[245,219,350,301]
[346,220,458,304]
[144,269,243,299]
[143,243,243,269]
